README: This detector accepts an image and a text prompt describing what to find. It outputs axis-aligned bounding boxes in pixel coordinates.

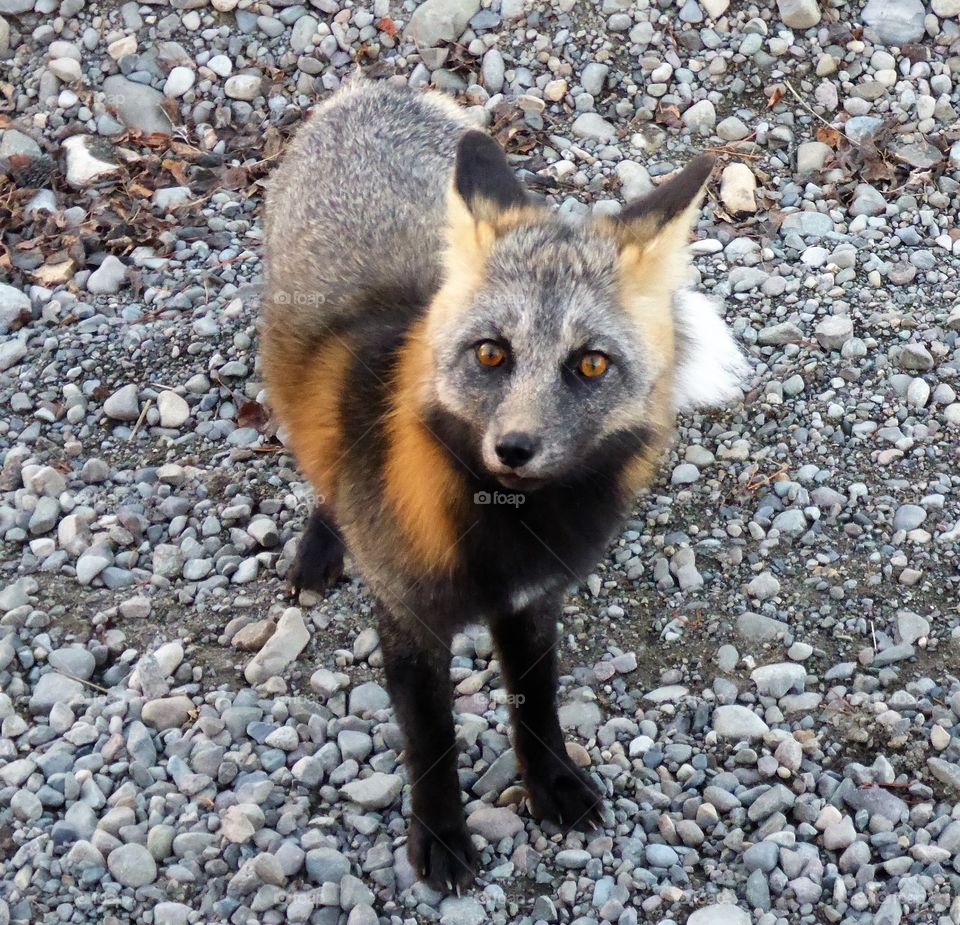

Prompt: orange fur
[384,317,468,575]
[262,327,350,507]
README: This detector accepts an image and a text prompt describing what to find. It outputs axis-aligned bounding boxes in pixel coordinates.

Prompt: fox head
[421,132,747,491]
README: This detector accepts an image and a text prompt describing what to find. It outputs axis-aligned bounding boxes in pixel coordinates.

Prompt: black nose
[495,432,540,469]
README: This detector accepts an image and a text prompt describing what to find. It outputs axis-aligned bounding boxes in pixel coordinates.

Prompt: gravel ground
[2,0,960,923]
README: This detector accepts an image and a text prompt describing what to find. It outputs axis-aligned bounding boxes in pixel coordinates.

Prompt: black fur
[454,131,528,215]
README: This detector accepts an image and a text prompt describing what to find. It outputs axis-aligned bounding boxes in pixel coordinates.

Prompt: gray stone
[340,772,402,810]
[103,384,140,421]
[107,843,157,887]
[815,316,853,350]
[405,0,480,46]
[713,705,769,739]
[736,612,790,643]
[466,806,523,841]
[29,672,85,713]
[862,0,925,43]
[101,75,172,135]
[349,680,390,715]
[305,847,350,883]
[572,112,616,142]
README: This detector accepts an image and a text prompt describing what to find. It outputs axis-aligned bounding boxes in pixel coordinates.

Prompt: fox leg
[379,609,476,891]
[288,506,345,594]
[489,599,603,830]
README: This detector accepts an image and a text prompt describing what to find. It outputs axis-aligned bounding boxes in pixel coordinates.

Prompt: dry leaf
[237,399,269,432]
[377,16,398,36]
[816,125,842,147]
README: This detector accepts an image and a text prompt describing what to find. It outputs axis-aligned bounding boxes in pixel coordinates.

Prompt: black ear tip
[686,153,717,183]
[454,130,527,212]
[456,130,505,164]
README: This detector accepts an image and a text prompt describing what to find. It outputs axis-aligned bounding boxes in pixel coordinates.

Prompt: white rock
[815,316,853,350]
[49,57,82,82]
[713,705,769,739]
[687,904,750,925]
[207,54,233,77]
[340,772,403,810]
[0,282,29,334]
[107,34,137,60]
[682,100,716,135]
[777,0,821,28]
[616,160,653,200]
[572,112,616,142]
[244,608,310,684]
[62,135,119,187]
[87,255,128,295]
[751,662,807,698]
[796,141,831,174]
[224,74,262,101]
[720,162,757,213]
[164,66,195,98]
[0,338,27,371]
[158,391,190,428]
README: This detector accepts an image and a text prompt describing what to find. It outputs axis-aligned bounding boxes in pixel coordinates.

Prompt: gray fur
[263,78,471,332]
[431,220,655,481]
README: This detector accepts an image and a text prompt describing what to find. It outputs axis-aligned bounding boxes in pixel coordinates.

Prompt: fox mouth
[494,473,548,492]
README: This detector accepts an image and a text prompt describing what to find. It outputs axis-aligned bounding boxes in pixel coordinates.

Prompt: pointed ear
[444,131,534,275]
[619,154,715,232]
[453,130,528,220]
[609,154,716,298]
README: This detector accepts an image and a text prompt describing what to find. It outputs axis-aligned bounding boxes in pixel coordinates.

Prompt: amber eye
[578,352,608,378]
[476,341,506,368]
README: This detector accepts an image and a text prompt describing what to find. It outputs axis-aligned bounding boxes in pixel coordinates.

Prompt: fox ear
[619,154,715,234]
[610,154,715,297]
[445,131,531,272]
[453,131,528,220]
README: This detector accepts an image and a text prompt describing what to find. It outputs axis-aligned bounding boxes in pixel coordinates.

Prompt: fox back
[261,79,746,620]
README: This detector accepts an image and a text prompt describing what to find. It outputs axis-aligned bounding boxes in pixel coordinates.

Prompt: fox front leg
[288,505,345,594]
[378,610,477,892]
[490,599,604,830]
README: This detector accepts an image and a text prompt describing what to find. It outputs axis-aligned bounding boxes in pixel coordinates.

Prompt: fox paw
[408,816,478,893]
[525,757,604,831]
[289,512,344,594]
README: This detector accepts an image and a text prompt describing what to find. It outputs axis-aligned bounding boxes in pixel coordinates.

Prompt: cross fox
[261,78,746,891]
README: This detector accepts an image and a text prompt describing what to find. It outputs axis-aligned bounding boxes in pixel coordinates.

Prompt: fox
[261,77,747,891]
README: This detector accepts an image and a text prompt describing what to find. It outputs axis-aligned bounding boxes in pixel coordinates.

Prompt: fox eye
[578,352,608,378]
[476,341,506,368]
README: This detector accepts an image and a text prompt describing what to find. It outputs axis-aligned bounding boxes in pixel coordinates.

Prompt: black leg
[288,506,345,594]
[378,610,477,891]
[489,601,603,830]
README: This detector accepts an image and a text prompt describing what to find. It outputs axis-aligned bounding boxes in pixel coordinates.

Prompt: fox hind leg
[288,506,345,594]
